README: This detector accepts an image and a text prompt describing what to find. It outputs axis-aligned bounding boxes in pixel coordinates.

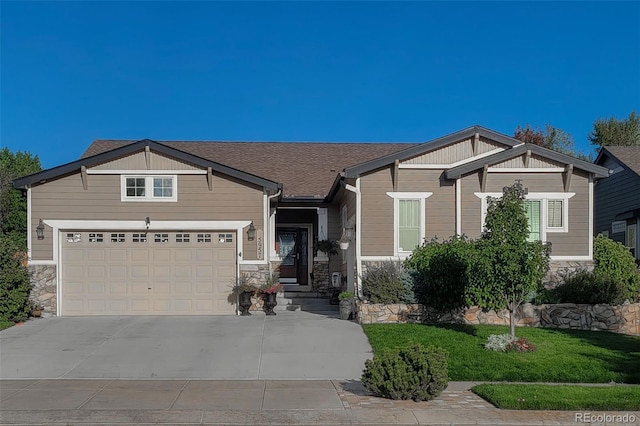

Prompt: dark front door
[276,227,309,285]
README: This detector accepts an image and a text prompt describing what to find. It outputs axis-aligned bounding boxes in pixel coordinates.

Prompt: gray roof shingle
[601,146,640,177]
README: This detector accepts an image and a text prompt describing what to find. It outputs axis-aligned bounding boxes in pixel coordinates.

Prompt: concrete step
[275,292,338,314]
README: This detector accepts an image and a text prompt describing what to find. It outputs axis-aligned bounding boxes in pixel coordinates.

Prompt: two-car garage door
[61,231,237,316]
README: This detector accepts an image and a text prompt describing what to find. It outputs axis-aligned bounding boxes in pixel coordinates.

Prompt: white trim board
[88,169,206,175]
[488,168,565,173]
[44,220,251,230]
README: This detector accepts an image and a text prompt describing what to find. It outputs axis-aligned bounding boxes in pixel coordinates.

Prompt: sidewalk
[1,379,638,425]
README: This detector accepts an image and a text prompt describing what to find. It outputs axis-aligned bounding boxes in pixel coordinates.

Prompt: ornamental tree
[466,182,551,339]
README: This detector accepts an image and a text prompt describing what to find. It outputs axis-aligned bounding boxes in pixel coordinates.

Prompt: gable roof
[445,143,610,179]
[81,140,417,199]
[343,125,521,178]
[595,146,640,178]
[13,139,282,192]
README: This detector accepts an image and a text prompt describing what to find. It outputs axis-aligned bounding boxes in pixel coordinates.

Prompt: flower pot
[339,241,349,250]
[339,298,354,320]
[264,292,278,316]
[238,291,253,316]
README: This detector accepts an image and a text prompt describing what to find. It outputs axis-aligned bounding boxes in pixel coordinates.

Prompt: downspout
[266,189,282,276]
[342,179,362,299]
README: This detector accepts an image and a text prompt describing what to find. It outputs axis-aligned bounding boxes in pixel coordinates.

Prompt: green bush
[593,235,640,302]
[405,236,477,312]
[361,344,448,401]
[550,269,627,305]
[361,260,416,303]
[0,234,31,322]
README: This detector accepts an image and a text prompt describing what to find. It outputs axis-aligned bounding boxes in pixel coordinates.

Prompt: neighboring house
[14,126,609,316]
[594,146,640,261]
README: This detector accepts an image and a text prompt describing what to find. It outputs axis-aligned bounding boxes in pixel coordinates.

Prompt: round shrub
[361,260,416,303]
[361,344,448,401]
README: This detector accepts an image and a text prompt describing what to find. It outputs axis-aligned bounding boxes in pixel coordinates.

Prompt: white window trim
[387,192,433,258]
[120,175,178,202]
[475,192,575,240]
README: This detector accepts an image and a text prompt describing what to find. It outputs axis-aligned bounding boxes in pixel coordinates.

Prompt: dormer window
[121,175,177,202]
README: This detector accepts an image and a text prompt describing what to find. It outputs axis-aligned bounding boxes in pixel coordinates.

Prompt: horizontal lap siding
[398,169,455,241]
[31,173,264,260]
[360,168,394,256]
[460,173,482,239]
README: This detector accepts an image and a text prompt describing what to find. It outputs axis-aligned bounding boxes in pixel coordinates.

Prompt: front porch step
[275,292,338,315]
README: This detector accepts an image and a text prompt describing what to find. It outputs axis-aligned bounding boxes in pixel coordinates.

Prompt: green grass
[0,320,15,331]
[472,384,640,410]
[362,324,640,383]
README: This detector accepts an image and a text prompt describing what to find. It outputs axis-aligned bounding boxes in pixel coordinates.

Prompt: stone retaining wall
[356,301,640,336]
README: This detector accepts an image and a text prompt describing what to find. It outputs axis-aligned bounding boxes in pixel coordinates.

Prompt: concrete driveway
[0,312,372,380]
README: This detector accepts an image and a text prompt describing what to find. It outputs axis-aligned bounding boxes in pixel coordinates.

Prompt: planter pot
[339,298,354,320]
[238,291,253,316]
[339,241,349,250]
[264,293,278,316]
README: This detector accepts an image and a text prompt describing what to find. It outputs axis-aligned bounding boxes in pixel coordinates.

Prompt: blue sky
[2,1,639,169]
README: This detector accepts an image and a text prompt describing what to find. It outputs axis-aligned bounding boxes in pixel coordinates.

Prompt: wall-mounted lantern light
[247,222,256,241]
[36,219,45,240]
[145,216,150,229]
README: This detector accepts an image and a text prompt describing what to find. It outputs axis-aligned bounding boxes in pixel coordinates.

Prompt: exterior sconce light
[36,219,45,240]
[247,222,256,241]
[145,217,150,229]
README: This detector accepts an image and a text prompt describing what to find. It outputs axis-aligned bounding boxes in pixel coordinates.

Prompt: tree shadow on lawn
[551,328,640,383]
[421,322,480,337]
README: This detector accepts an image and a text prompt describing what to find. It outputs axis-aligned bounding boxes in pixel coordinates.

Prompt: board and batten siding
[400,137,504,165]
[30,172,264,261]
[90,151,201,171]
[460,170,590,257]
[594,156,640,244]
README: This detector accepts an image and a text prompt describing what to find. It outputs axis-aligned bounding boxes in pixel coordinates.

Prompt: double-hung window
[387,192,433,256]
[121,175,177,202]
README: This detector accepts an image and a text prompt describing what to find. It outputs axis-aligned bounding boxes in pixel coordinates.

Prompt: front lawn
[0,320,15,331]
[362,324,640,383]
[472,384,640,410]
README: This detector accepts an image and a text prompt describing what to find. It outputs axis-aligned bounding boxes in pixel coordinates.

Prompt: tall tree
[588,111,640,147]
[513,124,578,157]
[466,182,551,339]
[0,148,42,248]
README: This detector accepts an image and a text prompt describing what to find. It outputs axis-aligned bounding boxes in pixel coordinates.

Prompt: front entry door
[277,228,309,285]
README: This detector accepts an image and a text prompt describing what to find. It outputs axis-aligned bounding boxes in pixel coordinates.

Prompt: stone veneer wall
[27,265,57,316]
[356,301,640,336]
[544,260,594,287]
[312,260,330,293]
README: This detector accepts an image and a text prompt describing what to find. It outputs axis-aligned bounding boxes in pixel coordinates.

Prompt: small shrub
[593,235,640,301]
[361,344,448,401]
[506,337,536,352]
[485,334,512,352]
[550,269,627,305]
[338,291,354,301]
[362,260,416,303]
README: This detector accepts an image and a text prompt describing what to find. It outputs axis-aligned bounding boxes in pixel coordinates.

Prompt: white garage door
[61,231,237,316]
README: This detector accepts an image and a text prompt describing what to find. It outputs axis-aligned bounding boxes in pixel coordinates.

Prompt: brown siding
[492,155,565,169]
[30,172,264,260]
[360,167,394,256]
[460,170,590,257]
[398,169,455,240]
